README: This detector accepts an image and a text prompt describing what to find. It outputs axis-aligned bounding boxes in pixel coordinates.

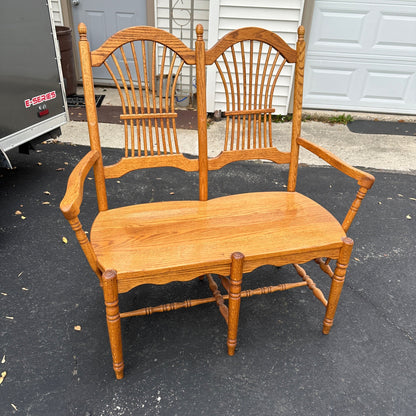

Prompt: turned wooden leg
[227,252,244,356]
[102,269,124,379]
[323,237,354,335]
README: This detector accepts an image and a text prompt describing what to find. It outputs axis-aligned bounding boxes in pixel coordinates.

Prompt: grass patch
[327,113,354,125]
[271,114,293,123]
[271,113,354,124]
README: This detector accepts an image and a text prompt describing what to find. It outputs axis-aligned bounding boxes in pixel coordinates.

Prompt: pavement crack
[345,282,416,345]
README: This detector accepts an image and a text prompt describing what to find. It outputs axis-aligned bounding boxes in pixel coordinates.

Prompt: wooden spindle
[220,275,230,292]
[141,40,154,156]
[215,60,230,150]
[241,41,248,149]
[223,53,235,150]
[293,263,328,306]
[171,58,184,154]
[242,281,307,297]
[130,42,144,157]
[68,217,101,280]
[342,187,368,232]
[119,280,308,319]
[120,297,212,318]
[206,274,228,322]
[120,46,138,157]
[151,42,162,156]
[259,45,272,148]
[158,45,168,155]
[314,257,334,277]
[248,40,253,149]
[112,52,135,156]
[253,42,263,148]
[165,53,177,153]
[104,59,129,156]
[231,45,241,150]
[265,52,280,147]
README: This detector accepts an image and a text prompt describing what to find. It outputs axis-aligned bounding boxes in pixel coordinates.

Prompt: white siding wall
[51,0,64,26]
[207,0,305,114]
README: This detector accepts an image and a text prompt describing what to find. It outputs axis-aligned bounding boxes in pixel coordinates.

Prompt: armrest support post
[60,150,102,280]
[68,217,101,280]
[342,186,369,233]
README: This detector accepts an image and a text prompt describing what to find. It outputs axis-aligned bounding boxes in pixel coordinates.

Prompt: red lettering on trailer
[24,90,57,108]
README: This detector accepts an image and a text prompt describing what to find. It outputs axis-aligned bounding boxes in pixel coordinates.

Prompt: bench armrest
[60,150,100,220]
[297,137,375,232]
[297,137,375,189]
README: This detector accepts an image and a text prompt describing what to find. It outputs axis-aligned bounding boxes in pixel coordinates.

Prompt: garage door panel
[304,63,356,102]
[304,0,416,114]
[308,3,368,53]
[315,10,366,45]
[373,12,416,56]
[362,70,412,103]
[305,59,416,112]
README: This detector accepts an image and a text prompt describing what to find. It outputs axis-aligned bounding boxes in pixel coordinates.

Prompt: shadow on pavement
[348,120,416,136]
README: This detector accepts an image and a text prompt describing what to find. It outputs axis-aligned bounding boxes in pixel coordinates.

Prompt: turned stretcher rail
[119,280,308,318]
[293,263,328,306]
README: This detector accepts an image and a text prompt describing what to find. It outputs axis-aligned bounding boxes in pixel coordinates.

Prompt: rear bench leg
[323,237,354,335]
[102,269,124,379]
[227,252,244,356]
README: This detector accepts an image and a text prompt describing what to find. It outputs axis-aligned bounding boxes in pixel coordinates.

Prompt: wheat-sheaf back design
[79,24,198,178]
[205,27,300,168]
[102,41,185,157]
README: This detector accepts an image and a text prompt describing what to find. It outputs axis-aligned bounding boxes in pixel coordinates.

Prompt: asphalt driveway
[0,141,415,415]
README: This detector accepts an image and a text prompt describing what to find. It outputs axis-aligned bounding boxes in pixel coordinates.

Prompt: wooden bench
[60,23,374,379]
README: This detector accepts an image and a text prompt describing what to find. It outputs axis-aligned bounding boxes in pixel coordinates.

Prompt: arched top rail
[205,27,297,65]
[81,25,196,66]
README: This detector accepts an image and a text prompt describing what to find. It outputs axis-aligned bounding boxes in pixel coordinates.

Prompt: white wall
[207,0,305,114]
[51,0,64,25]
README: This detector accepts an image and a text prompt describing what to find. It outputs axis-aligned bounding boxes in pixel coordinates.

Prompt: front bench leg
[323,237,354,335]
[102,269,124,379]
[227,252,244,356]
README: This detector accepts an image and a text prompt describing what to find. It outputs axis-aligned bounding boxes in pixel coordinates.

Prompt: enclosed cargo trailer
[0,0,68,168]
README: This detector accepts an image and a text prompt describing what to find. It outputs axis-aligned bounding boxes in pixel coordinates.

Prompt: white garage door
[303,0,416,114]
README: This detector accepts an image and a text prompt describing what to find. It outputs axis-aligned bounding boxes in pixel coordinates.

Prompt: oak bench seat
[91,192,346,292]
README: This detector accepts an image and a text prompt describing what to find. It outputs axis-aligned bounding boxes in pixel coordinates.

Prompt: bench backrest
[78,23,305,209]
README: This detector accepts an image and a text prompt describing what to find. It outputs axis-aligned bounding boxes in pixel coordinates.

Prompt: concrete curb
[60,118,416,173]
